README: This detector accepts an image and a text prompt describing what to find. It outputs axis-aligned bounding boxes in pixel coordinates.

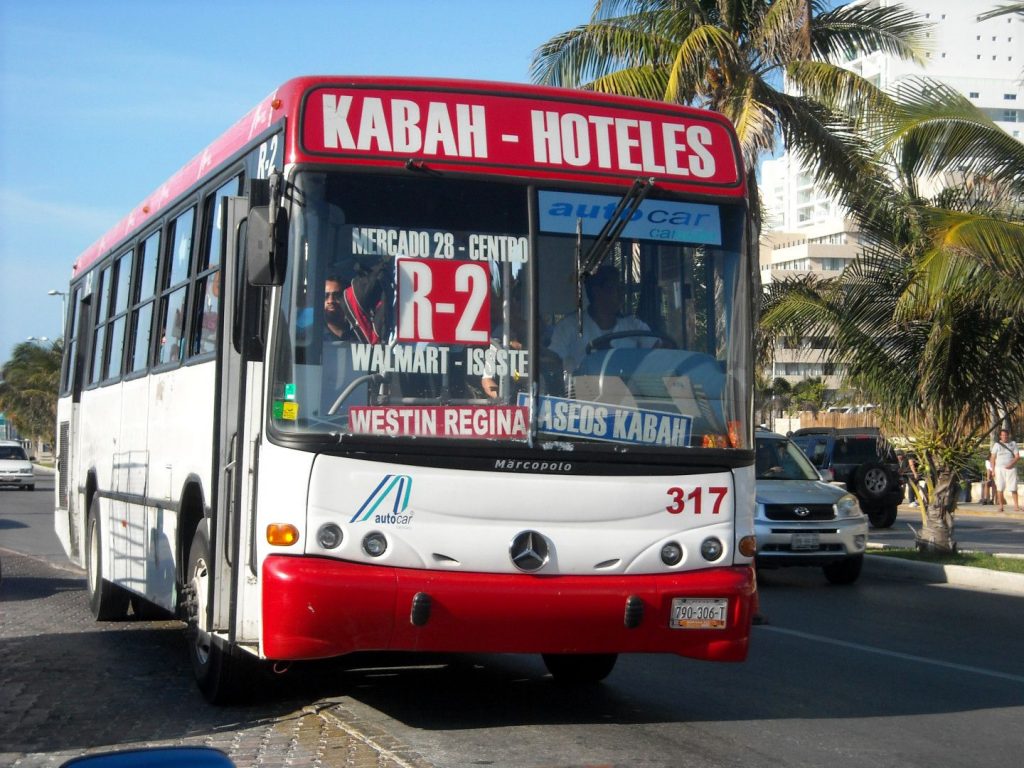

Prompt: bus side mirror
[245,205,287,287]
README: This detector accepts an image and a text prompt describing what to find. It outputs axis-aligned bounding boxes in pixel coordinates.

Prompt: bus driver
[547,264,656,375]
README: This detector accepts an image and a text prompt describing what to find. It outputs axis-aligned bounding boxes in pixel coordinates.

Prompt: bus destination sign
[301,86,742,190]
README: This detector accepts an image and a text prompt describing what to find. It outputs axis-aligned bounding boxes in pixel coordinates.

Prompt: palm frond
[811,2,931,66]
[874,78,1024,196]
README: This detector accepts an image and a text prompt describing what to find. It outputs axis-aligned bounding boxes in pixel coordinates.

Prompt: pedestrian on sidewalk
[990,428,1020,514]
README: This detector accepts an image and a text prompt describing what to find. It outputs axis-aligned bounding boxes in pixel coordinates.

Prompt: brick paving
[0,551,433,768]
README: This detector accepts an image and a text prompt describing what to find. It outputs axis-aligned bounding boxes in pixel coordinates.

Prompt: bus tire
[541,653,618,684]
[186,524,247,704]
[86,497,130,621]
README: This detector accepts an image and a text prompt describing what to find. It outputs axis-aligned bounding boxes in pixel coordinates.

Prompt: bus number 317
[666,486,728,515]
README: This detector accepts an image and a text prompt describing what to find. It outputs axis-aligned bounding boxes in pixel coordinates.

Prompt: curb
[865,553,1024,596]
[898,502,1024,520]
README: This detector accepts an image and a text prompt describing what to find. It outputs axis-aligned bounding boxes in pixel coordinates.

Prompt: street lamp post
[47,290,67,332]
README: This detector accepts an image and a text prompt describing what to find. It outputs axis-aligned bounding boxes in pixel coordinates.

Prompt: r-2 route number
[396,258,490,345]
[666,486,728,515]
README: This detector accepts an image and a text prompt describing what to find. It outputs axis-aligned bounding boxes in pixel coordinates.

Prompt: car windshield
[268,171,752,451]
[0,446,28,460]
[755,436,820,481]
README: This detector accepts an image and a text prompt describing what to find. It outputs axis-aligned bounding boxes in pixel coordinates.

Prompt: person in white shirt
[989,428,1020,513]
[548,264,656,376]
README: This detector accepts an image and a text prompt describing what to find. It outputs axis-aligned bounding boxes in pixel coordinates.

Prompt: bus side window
[155,207,195,365]
[190,175,241,358]
[128,231,161,373]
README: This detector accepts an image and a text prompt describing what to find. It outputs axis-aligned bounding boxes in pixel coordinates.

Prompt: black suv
[789,427,904,528]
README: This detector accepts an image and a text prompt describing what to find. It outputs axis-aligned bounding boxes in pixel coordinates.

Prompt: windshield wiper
[574,176,654,336]
[578,177,654,277]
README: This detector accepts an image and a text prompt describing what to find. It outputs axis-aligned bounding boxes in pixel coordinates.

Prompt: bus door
[58,285,93,565]
[208,197,262,646]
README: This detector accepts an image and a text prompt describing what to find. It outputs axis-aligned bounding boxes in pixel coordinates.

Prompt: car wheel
[823,554,863,585]
[86,497,131,620]
[867,505,899,529]
[542,653,618,684]
[853,462,897,501]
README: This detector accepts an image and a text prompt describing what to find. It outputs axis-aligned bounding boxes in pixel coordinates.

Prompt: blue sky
[0,0,596,361]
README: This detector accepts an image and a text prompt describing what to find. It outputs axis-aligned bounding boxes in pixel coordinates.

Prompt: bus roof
[72,76,746,277]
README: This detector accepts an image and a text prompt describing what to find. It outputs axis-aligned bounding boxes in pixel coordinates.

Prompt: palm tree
[0,340,63,449]
[531,0,930,223]
[762,80,1024,552]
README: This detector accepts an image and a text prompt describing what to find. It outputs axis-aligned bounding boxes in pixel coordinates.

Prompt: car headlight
[836,493,862,518]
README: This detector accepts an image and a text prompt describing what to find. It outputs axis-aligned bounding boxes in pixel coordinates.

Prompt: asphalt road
[0,474,67,565]
[4,474,1024,767]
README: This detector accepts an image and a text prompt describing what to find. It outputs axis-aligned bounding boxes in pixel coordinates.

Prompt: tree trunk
[916,468,958,554]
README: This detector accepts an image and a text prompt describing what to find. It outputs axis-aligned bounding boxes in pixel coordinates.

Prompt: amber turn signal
[267,523,300,546]
[738,535,757,558]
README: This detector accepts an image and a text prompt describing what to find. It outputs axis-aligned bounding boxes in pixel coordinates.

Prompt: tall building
[759,0,1024,396]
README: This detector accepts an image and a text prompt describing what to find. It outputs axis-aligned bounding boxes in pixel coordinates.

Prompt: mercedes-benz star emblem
[510,530,550,572]
[794,506,811,517]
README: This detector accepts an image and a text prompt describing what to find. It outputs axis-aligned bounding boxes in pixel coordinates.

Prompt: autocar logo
[793,506,811,517]
[509,530,549,572]
[351,474,413,523]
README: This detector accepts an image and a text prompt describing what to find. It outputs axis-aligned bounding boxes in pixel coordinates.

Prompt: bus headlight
[362,532,388,557]
[836,493,861,518]
[317,523,344,549]
[700,537,724,562]
[661,542,683,566]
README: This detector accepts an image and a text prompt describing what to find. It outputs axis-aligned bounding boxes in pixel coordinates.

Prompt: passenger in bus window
[323,275,356,341]
[341,258,394,344]
[318,274,364,418]
[196,271,220,354]
[482,286,526,399]
[547,264,655,375]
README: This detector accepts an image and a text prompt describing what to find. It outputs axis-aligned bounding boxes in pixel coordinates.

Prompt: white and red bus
[55,76,758,702]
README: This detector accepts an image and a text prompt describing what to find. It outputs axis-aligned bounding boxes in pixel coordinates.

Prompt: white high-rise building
[759,0,1024,395]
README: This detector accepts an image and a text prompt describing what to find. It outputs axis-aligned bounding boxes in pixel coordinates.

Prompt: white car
[0,440,35,491]
[754,431,867,584]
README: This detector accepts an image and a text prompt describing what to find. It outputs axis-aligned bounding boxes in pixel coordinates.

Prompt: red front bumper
[262,556,755,662]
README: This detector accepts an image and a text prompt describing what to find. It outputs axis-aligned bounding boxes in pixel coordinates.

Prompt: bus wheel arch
[175,478,207,594]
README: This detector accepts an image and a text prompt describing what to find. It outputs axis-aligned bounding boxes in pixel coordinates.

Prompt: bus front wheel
[542,653,618,684]
[185,524,247,704]
[86,498,130,621]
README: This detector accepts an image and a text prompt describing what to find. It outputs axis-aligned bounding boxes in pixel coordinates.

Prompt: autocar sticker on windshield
[519,393,692,447]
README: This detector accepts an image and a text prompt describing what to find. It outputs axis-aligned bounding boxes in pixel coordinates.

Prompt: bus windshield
[270,171,751,450]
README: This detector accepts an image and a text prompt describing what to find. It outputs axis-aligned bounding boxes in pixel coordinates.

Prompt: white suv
[754,431,867,584]
[0,440,35,491]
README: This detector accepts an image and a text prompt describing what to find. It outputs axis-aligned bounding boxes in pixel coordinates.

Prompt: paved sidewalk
[0,550,433,768]
[935,500,1024,519]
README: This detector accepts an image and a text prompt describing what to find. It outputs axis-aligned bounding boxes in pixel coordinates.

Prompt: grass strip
[870,549,1024,575]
